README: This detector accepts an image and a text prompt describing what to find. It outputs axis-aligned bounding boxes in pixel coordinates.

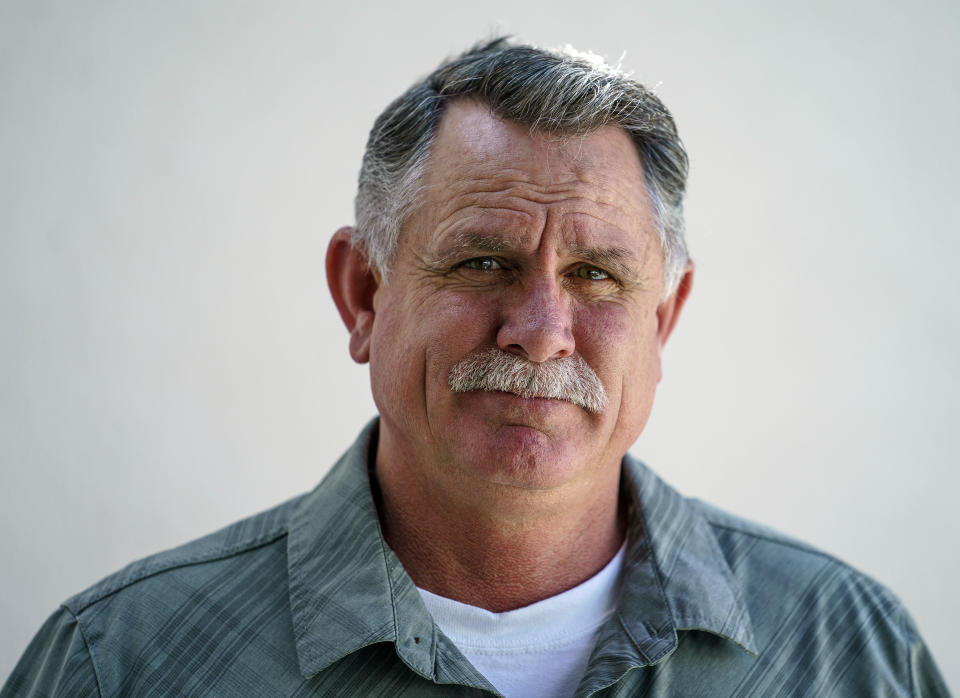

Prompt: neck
[374,433,626,612]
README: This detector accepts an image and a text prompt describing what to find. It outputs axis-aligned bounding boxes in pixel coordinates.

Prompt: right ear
[326,227,379,364]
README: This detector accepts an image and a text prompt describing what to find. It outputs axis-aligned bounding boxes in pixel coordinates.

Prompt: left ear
[656,260,694,348]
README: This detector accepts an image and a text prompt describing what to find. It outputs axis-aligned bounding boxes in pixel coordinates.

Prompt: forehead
[410,100,658,255]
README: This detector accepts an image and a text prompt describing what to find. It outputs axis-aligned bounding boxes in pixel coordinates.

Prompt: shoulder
[688,499,943,693]
[65,494,302,616]
[4,496,308,697]
[694,497,850,565]
[692,497,906,621]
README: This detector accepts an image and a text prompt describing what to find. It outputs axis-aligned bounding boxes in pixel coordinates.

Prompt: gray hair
[448,347,608,414]
[353,37,690,296]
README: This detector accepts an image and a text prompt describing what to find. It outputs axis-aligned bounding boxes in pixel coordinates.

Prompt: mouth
[460,389,583,419]
[457,386,602,415]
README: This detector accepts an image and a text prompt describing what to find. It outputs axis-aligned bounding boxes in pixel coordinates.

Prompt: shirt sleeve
[1,607,102,698]
[901,607,951,698]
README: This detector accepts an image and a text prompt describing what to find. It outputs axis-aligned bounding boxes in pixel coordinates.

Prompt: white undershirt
[416,543,626,698]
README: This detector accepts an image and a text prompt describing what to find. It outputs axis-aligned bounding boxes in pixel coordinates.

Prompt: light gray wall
[2,0,957,689]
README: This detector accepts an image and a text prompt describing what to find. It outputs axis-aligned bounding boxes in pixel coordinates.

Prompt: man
[3,38,948,697]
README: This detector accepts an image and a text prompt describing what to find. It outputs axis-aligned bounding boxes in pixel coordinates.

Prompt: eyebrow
[429,231,643,285]
[447,231,520,254]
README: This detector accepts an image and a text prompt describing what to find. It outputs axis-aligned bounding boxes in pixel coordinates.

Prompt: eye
[461,257,503,271]
[574,265,611,281]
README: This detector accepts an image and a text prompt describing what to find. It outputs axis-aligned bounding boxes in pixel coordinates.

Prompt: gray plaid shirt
[3,420,949,696]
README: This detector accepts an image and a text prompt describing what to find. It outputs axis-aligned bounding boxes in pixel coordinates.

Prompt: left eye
[575,266,610,281]
[462,257,502,271]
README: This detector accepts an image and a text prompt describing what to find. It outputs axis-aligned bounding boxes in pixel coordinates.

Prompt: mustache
[447,348,608,414]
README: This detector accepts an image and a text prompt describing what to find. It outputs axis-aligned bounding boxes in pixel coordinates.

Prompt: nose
[496,277,575,363]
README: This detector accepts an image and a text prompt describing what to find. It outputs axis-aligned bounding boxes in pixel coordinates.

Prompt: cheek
[422,294,502,386]
[368,304,417,421]
[573,302,662,404]
[370,291,501,408]
[431,294,499,342]
[573,302,642,363]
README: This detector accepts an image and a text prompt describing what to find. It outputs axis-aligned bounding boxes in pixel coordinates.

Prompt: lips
[457,389,582,425]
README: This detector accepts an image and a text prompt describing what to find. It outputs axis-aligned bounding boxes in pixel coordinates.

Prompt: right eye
[461,257,503,271]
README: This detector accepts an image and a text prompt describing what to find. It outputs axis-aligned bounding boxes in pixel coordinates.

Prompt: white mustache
[447,348,607,414]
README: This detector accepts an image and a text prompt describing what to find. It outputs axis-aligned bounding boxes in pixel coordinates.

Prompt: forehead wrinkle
[418,157,655,266]
[441,190,637,238]
[424,153,646,223]
[428,157,612,201]
[563,156,656,221]
[564,208,658,247]
[451,183,597,209]
[427,204,535,251]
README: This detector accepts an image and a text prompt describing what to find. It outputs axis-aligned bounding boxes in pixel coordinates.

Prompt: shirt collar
[615,454,757,660]
[287,420,756,682]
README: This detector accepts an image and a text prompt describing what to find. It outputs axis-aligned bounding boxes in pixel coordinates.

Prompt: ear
[656,260,694,349]
[326,227,380,364]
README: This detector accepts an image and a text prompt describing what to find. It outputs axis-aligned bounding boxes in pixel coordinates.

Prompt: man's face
[363,101,688,493]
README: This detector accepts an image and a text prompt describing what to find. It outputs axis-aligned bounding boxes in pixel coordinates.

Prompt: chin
[452,421,589,491]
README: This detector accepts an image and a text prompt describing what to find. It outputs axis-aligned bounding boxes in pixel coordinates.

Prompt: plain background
[2,0,957,689]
